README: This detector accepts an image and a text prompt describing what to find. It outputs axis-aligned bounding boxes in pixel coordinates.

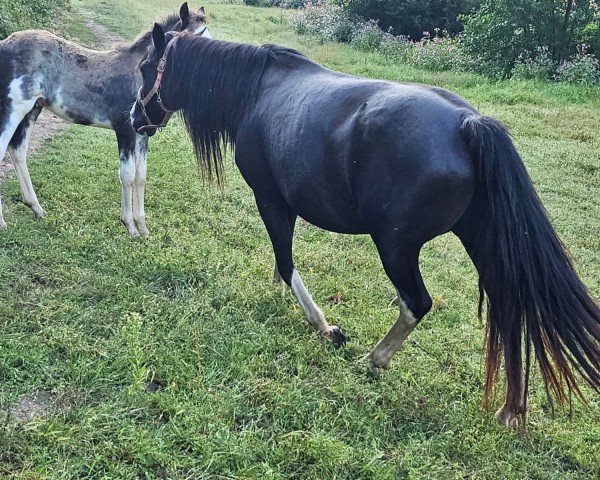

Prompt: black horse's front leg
[255,194,348,348]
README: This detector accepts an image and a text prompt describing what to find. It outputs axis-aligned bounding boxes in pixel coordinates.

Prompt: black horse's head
[132,4,210,136]
[131,24,180,136]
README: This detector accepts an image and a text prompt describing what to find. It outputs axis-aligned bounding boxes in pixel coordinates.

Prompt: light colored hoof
[134,217,149,237]
[34,207,47,219]
[363,350,393,370]
[122,220,140,237]
[495,405,524,430]
[320,325,348,349]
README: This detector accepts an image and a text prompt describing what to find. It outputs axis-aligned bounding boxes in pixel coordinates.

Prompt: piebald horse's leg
[0,79,38,228]
[8,104,46,218]
[116,130,138,236]
[256,195,347,347]
[133,134,149,236]
[367,238,432,369]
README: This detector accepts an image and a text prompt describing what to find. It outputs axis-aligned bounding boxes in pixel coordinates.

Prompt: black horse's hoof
[323,326,348,349]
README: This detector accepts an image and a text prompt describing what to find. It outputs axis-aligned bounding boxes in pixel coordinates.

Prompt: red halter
[136,28,206,133]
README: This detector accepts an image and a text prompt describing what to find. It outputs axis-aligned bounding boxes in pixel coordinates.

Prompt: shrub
[0,0,69,39]
[408,32,473,71]
[555,45,600,85]
[461,0,599,78]
[578,21,600,55]
[291,2,355,42]
[350,19,382,51]
[511,46,557,81]
[243,0,311,9]
[379,33,412,63]
[338,0,484,39]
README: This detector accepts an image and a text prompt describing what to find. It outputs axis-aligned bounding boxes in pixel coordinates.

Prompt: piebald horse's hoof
[321,325,348,349]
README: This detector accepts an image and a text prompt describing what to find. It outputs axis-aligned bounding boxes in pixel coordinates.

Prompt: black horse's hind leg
[8,103,45,218]
[367,236,432,369]
[273,211,296,284]
[255,194,347,347]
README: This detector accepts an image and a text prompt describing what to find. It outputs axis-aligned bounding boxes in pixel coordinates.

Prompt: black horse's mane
[169,36,300,183]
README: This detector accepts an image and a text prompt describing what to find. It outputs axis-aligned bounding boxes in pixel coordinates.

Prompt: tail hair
[459,114,600,413]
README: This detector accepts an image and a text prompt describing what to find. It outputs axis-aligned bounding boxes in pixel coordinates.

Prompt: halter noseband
[136,27,207,134]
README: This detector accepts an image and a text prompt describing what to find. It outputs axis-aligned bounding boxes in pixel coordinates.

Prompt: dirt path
[0,17,125,185]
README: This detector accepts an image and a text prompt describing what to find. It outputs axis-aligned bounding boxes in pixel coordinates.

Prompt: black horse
[131,25,600,428]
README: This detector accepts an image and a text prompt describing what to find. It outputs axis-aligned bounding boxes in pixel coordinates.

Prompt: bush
[339,0,484,39]
[350,19,382,51]
[555,45,600,85]
[379,33,412,63]
[511,46,557,81]
[408,32,473,71]
[461,0,599,78]
[243,0,307,8]
[0,0,69,39]
[291,2,355,42]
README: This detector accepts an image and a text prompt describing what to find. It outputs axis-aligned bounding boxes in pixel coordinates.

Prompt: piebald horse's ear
[199,6,206,14]
[152,23,166,53]
[179,2,190,29]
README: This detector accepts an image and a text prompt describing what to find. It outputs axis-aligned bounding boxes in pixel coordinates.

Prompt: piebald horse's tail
[454,114,600,423]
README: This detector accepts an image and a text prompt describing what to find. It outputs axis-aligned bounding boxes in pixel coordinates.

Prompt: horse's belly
[284,187,368,235]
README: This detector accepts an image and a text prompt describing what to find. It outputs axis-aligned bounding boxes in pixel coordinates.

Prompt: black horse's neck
[170,36,272,182]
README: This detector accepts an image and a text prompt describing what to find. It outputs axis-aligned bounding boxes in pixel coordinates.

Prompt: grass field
[1,1,599,478]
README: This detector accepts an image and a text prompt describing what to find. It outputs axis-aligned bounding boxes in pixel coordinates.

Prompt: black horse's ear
[199,6,205,14]
[179,2,190,29]
[152,23,166,52]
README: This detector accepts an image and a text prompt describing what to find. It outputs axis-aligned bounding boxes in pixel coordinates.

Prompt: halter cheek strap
[136,51,175,132]
[136,27,207,133]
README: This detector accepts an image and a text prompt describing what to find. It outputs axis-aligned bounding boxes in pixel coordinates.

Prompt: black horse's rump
[132,29,600,427]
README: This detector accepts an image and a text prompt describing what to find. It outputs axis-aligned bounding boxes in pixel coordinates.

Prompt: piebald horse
[131,26,600,428]
[0,3,211,236]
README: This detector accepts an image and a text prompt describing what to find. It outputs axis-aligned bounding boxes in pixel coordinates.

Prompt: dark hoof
[324,326,348,349]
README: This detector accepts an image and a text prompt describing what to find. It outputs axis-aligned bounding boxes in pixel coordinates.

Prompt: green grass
[1,1,599,478]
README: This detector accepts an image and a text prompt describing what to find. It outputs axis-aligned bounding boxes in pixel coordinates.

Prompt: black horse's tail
[455,114,600,415]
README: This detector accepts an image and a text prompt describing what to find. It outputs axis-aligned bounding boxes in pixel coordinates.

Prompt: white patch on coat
[199,26,212,38]
[367,295,418,369]
[291,269,328,332]
[49,88,112,129]
[119,151,138,236]
[0,76,40,227]
[133,134,149,236]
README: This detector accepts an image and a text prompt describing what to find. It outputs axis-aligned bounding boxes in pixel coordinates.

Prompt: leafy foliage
[461,0,599,78]
[511,46,557,81]
[291,1,355,42]
[0,0,69,39]
[336,0,483,39]
[555,45,600,85]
